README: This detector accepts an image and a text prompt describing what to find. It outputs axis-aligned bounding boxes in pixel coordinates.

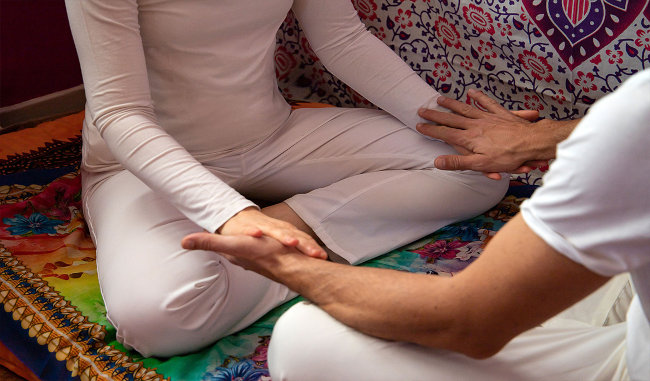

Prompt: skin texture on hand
[216,206,327,259]
[182,233,314,280]
[181,214,609,359]
[417,90,578,179]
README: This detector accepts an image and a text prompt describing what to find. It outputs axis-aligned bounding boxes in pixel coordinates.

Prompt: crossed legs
[82,107,507,356]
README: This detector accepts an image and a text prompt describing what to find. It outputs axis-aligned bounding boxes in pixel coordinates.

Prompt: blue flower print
[3,213,64,236]
[203,359,269,381]
[438,222,479,241]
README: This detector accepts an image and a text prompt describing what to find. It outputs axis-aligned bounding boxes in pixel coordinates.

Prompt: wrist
[268,252,339,302]
[269,252,310,280]
[528,119,579,160]
[216,206,259,233]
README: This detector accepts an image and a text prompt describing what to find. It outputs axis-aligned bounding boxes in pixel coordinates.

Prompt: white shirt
[521,69,650,380]
[65,0,441,233]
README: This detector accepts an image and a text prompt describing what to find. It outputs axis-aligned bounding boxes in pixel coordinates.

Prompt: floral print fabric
[4,2,650,379]
[277,0,650,184]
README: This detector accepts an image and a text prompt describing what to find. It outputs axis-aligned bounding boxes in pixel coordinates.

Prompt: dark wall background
[1,0,83,107]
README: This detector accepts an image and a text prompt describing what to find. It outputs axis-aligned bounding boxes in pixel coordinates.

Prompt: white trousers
[269,275,633,381]
[82,107,508,357]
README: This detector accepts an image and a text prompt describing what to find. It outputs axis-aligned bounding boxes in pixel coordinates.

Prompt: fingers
[263,224,327,259]
[182,232,326,268]
[182,232,249,253]
[266,225,300,246]
[436,95,485,119]
[418,109,481,130]
[434,154,482,171]
[436,155,506,180]
[511,109,539,121]
[416,123,467,145]
[220,208,327,259]
[181,233,288,279]
[466,89,509,115]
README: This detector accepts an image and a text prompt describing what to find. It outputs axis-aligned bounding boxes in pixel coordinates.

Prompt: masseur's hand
[182,233,303,281]
[417,90,548,180]
[216,207,327,259]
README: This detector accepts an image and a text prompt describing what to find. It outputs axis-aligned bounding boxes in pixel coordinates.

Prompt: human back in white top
[66,0,507,356]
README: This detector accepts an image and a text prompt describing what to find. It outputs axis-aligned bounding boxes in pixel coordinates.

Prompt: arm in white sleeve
[292,0,443,129]
[65,0,256,233]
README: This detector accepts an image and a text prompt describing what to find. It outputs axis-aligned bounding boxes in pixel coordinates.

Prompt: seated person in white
[65,0,508,357]
[184,69,650,380]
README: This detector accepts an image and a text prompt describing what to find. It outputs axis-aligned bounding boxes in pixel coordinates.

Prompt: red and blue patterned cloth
[278,0,650,184]
[2,1,647,380]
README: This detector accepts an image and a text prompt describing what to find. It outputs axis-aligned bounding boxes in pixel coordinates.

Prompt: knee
[476,171,509,204]
[105,271,230,357]
[446,169,509,207]
[268,302,317,380]
[416,169,508,221]
[268,302,342,380]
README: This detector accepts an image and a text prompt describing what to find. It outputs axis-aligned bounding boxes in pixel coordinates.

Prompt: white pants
[269,275,633,381]
[82,107,508,357]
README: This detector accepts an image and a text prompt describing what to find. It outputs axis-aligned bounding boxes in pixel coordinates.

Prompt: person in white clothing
[183,69,650,380]
[65,0,510,357]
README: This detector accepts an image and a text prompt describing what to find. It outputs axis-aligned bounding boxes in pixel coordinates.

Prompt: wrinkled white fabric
[269,301,628,381]
[83,106,506,357]
[66,0,446,233]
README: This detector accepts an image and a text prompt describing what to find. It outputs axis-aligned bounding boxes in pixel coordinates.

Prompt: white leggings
[82,107,508,357]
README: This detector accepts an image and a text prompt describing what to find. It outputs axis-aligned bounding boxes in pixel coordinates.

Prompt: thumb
[434,154,480,171]
[182,232,225,251]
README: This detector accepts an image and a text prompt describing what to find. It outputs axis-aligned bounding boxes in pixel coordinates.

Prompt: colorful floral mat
[0,110,535,380]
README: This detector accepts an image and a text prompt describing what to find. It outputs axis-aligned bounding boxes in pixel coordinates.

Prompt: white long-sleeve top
[66,0,442,233]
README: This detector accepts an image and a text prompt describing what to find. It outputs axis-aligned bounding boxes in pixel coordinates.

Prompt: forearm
[67,0,256,233]
[528,118,580,160]
[269,254,473,354]
[317,32,441,129]
[99,114,256,233]
[293,0,442,129]
[184,215,608,359]
[268,214,608,358]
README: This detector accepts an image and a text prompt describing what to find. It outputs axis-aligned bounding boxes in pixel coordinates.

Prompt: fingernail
[418,108,426,115]
[183,240,195,250]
